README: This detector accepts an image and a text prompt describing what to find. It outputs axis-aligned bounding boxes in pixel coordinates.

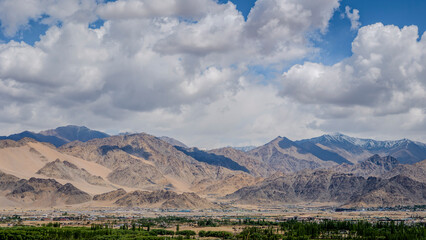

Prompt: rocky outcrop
[228,168,426,207]
[93,188,127,201]
[106,164,169,190]
[0,170,21,191]
[334,155,400,178]
[6,177,91,206]
[382,159,426,183]
[113,190,215,209]
[36,159,106,186]
[345,175,426,207]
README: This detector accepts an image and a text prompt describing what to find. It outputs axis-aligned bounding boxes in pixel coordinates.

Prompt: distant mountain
[227,165,426,207]
[298,133,426,164]
[158,136,188,148]
[232,146,257,152]
[0,125,109,147]
[334,155,400,178]
[40,125,109,143]
[208,147,273,177]
[382,159,426,183]
[0,131,67,147]
[246,137,347,173]
[175,146,250,173]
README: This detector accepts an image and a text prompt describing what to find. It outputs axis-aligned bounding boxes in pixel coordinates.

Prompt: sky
[0,0,425,148]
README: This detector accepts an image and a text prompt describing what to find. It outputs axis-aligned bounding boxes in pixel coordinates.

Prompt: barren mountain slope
[59,133,249,193]
[111,190,215,209]
[344,175,426,207]
[334,155,400,178]
[0,138,119,195]
[5,177,91,207]
[247,137,337,173]
[193,173,262,197]
[93,188,127,201]
[228,168,426,207]
[0,170,21,191]
[382,159,426,183]
[208,147,272,177]
[36,159,107,186]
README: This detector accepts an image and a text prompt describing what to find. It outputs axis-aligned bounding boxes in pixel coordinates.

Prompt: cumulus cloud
[244,0,339,63]
[280,23,426,141]
[97,0,221,20]
[345,6,361,30]
[0,0,339,111]
[5,0,422,146]
[0,0,98,37]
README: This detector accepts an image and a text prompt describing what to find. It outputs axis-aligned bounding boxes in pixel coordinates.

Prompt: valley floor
[0,211,425,239]
[1,207,425,226]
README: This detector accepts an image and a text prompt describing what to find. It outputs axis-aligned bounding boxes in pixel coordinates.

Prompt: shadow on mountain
[175,146,250,173]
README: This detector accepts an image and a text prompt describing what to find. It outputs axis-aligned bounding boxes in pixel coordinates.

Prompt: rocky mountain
[1,127,425,209]
[94,189,215,209]
[245,137,342,173]
[6,177,91,207]
[345,175,426,207]
[175,146,250,173]
[0,131,67,147]
[193,173,263,197]
[208,147,272,177]
[298,133,426,164]
[93,188,127,201]
[382,159,426,183]
[40,125,109,143]
[0,138,116,194]
[227,167,426,207]
[59,133,253,193]
[0,126,109,147]
[334,155,400,178]
[36,159,107,186]
[0,170,21,191]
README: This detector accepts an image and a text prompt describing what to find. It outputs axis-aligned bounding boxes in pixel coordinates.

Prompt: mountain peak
[40,125,109,143]
[315,133,413,150]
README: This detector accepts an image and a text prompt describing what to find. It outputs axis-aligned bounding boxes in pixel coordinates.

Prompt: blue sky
[1,0,424,65]
[319,0,426,64]
[0,0,425,147]
[223,0,426,65]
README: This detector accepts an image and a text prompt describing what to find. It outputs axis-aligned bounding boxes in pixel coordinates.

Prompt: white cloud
[0,0,98,37]
[280,23,426,142]
[244,0,339,64]
[97,0,222,20]
[2,0,420,147]
[345,6,361,30]
[0,0,425,147]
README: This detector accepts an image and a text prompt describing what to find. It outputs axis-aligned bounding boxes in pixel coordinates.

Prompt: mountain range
[0,125,109,147]
[0,126,425,209]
